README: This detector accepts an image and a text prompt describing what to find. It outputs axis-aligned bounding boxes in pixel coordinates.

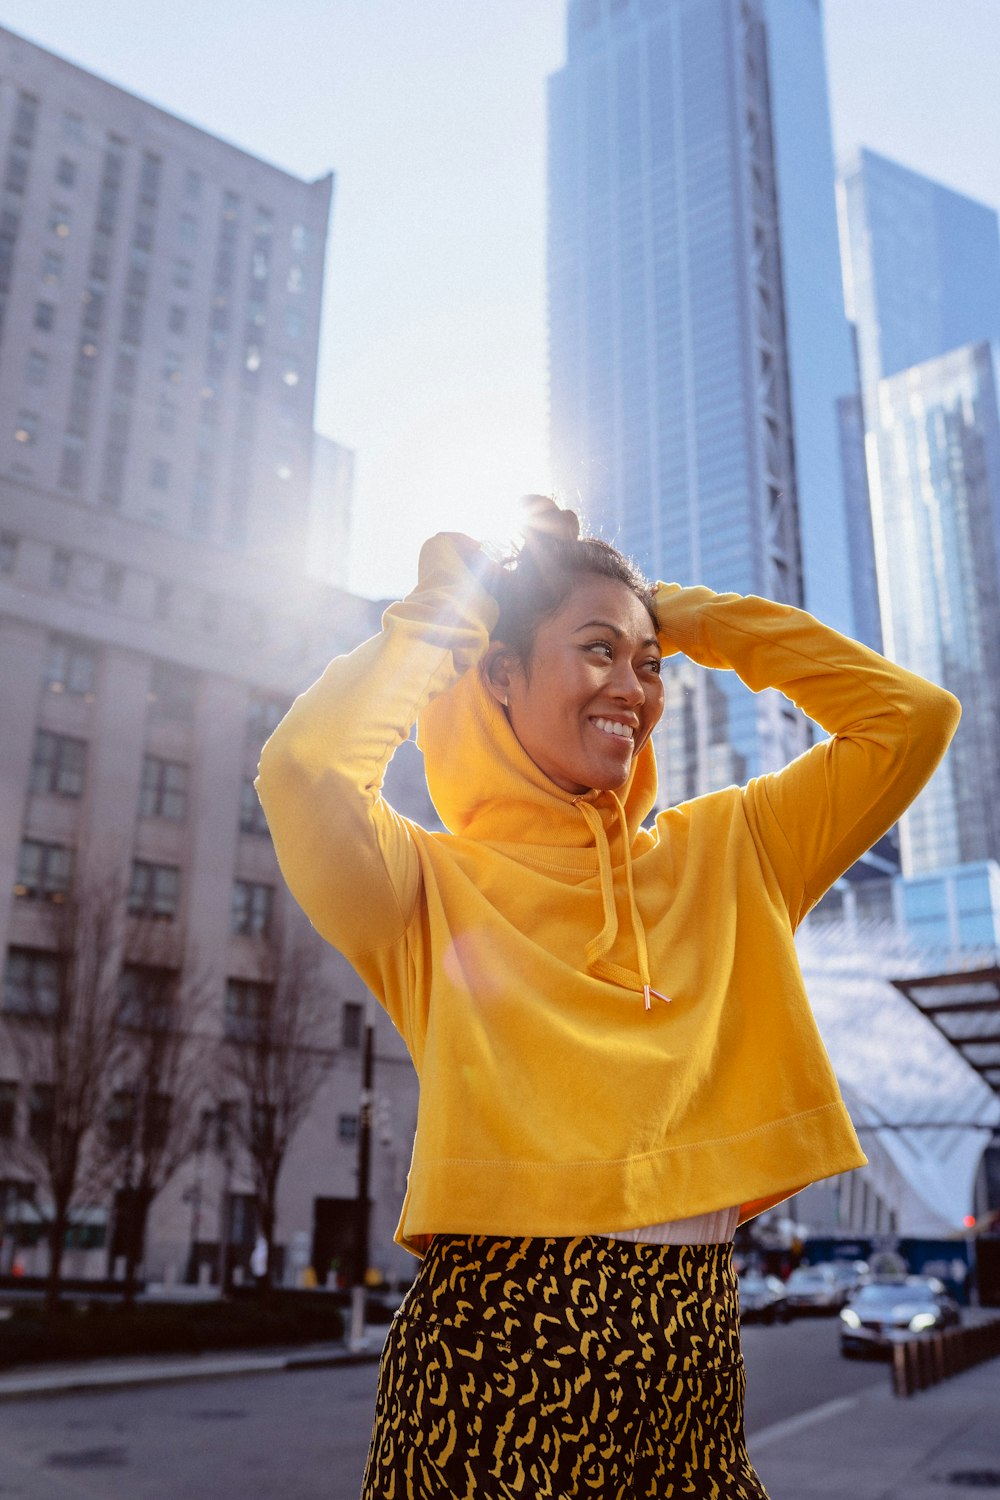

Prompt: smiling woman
[256,494,960,1499]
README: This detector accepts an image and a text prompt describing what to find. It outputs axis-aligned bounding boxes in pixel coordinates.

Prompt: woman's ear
[483,643,517,707]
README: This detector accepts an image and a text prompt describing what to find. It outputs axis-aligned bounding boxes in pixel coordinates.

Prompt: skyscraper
[840,148,1000,424]
[868,344,1000,874]
[840,153,1000,875]
[0,26,332,572]
[547,0,857,794]
[0,27,419,1288]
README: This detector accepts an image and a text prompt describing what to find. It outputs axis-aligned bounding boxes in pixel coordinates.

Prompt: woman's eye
[645,658,663,675]
[586,641,614,659]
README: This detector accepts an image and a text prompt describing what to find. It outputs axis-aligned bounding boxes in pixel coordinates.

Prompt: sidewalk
[0,1336,384,1401]
[750,1359,1000,1500]
[0,1336,995,1500]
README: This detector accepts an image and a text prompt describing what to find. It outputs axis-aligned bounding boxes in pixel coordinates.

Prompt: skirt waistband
[402,1234,742,1373]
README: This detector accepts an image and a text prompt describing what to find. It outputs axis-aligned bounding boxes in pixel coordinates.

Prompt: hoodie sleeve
[654,583,961,925]
[256,534,498,967]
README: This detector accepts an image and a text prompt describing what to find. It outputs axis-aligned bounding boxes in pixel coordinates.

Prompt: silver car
[839,1277,961,1358]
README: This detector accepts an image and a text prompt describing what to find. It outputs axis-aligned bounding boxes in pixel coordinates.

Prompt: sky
[4,2,1000,598]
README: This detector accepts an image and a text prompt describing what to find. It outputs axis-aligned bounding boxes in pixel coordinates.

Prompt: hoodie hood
[417,658,659,848]
[418,661,668,1006]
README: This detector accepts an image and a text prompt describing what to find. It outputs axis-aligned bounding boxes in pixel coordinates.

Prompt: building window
[0,1081,16,1138]
[285,310,304,339]
[290,223,311,256]
[231,881,274,937]
[30,731,87,798]
[102,564,123,604]
[138,756,188,821]
[224,979,271,1040]
[50,549,72,590]
[58,437,84,492]
[157,398,179,434]
[153,580,173,620]
[118,963,175,1029]
[14,841,73,902]
[173,258,193,290]
[44,636,97,696]
[28,1084,55,1146]
[287,265,304,295]
[49,203,71,238]
[13,93,39,147]
[150,458,171,491]
[128,861,180,921]
[338,1113,359,1144]
[62,112,84,141]
[178,213,197,246]
[5,148,30,196]
[25,350,48,386]
[14,411,38,446]
[184,169,202,201]
[246,697,287,747]
[40,250,63,285]
[0,532,17,573]
[33,301,56,332]
[3,949,61,1018]
[341,1002,363,1051]
[147,661,197,722]
[239,778,270,837]
[55,156,77,188]
[282,361,300,387]
[167,304,187,336]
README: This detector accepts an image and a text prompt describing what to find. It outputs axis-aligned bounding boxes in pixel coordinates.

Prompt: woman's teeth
[591,718,634,740]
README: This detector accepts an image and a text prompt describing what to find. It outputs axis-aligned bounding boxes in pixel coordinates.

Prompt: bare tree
[0,875,125,1313]
[102,924,215,1307]
[217,917,335,1289]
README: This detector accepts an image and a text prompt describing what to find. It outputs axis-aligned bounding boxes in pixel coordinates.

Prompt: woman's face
[489,576,664,795]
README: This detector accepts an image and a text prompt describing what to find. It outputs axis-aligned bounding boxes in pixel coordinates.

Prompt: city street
[0,1318,884,1499]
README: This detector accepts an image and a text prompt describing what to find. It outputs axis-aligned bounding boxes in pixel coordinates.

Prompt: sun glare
[347,390,552,601]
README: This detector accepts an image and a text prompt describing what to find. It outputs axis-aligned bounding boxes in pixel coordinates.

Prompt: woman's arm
[256,534,498,963]
[654,584,961,924]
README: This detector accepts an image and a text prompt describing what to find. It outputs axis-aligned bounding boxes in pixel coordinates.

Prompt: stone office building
[0,24,419,1289]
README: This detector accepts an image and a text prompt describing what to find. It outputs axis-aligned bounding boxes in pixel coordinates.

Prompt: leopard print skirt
[360,1235,769,1499]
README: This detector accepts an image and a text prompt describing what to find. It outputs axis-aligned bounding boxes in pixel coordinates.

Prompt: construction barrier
[892,1318,1000,1397]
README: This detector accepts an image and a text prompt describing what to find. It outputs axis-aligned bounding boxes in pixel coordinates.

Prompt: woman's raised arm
[256,534,498,967]
[654,583,961,925]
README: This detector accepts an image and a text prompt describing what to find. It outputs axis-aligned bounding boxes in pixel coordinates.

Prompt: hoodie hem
[394,1099,865,1256]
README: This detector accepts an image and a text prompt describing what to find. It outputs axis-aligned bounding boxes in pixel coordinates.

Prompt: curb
[0,1341,385,1402]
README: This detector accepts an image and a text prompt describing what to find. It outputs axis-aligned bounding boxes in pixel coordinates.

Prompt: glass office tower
[869,342,1000,873]
[840,154,1000,874]
[548,0,856,795]
[840,148,1000,423]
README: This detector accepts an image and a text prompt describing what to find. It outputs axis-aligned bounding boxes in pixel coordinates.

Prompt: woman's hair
[490,495,657,663]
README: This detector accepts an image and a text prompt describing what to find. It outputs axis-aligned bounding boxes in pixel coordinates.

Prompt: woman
[257,498,960,1499]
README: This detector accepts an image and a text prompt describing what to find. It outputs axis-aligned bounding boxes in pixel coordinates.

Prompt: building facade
[547,0,857,797]
[0,27,419,1290]
[868,342,1000,872]
[839,148,1000,425]
[839,153,1000,876]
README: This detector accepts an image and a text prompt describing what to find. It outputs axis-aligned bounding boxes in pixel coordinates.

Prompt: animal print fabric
[360,1235,770,1499]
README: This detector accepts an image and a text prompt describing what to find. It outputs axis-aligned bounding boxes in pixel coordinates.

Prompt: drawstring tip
[643,985,671,1011]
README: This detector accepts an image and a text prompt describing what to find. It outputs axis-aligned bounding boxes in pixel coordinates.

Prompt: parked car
[737,1272,790,1325]
[782,1263,849,1315]
[839,1277,961,1358]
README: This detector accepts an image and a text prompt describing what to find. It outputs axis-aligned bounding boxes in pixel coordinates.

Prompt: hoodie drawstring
[573,795,671,1012]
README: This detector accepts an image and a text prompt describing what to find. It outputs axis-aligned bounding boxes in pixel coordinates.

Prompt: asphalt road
[0,1317,884,1500]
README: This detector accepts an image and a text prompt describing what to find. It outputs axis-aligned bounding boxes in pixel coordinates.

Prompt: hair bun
[519,494,580,545]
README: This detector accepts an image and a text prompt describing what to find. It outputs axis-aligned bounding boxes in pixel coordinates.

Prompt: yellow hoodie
[256,535,960,1256]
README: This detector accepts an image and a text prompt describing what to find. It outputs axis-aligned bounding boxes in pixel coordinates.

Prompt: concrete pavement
[0,1335,995,1498]
[750,1358,1000,1500]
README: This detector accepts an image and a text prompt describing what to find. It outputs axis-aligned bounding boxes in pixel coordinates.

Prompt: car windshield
[789,1269,828,1284]
[854,1283,930,1307]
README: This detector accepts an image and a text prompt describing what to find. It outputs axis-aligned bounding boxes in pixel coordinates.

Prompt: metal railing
[892,1319,1000,1396]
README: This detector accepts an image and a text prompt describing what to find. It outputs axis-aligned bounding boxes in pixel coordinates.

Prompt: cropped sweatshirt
[256,534,961,1256]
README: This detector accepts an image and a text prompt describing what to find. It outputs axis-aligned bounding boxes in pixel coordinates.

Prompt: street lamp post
[349,992,375,1351]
